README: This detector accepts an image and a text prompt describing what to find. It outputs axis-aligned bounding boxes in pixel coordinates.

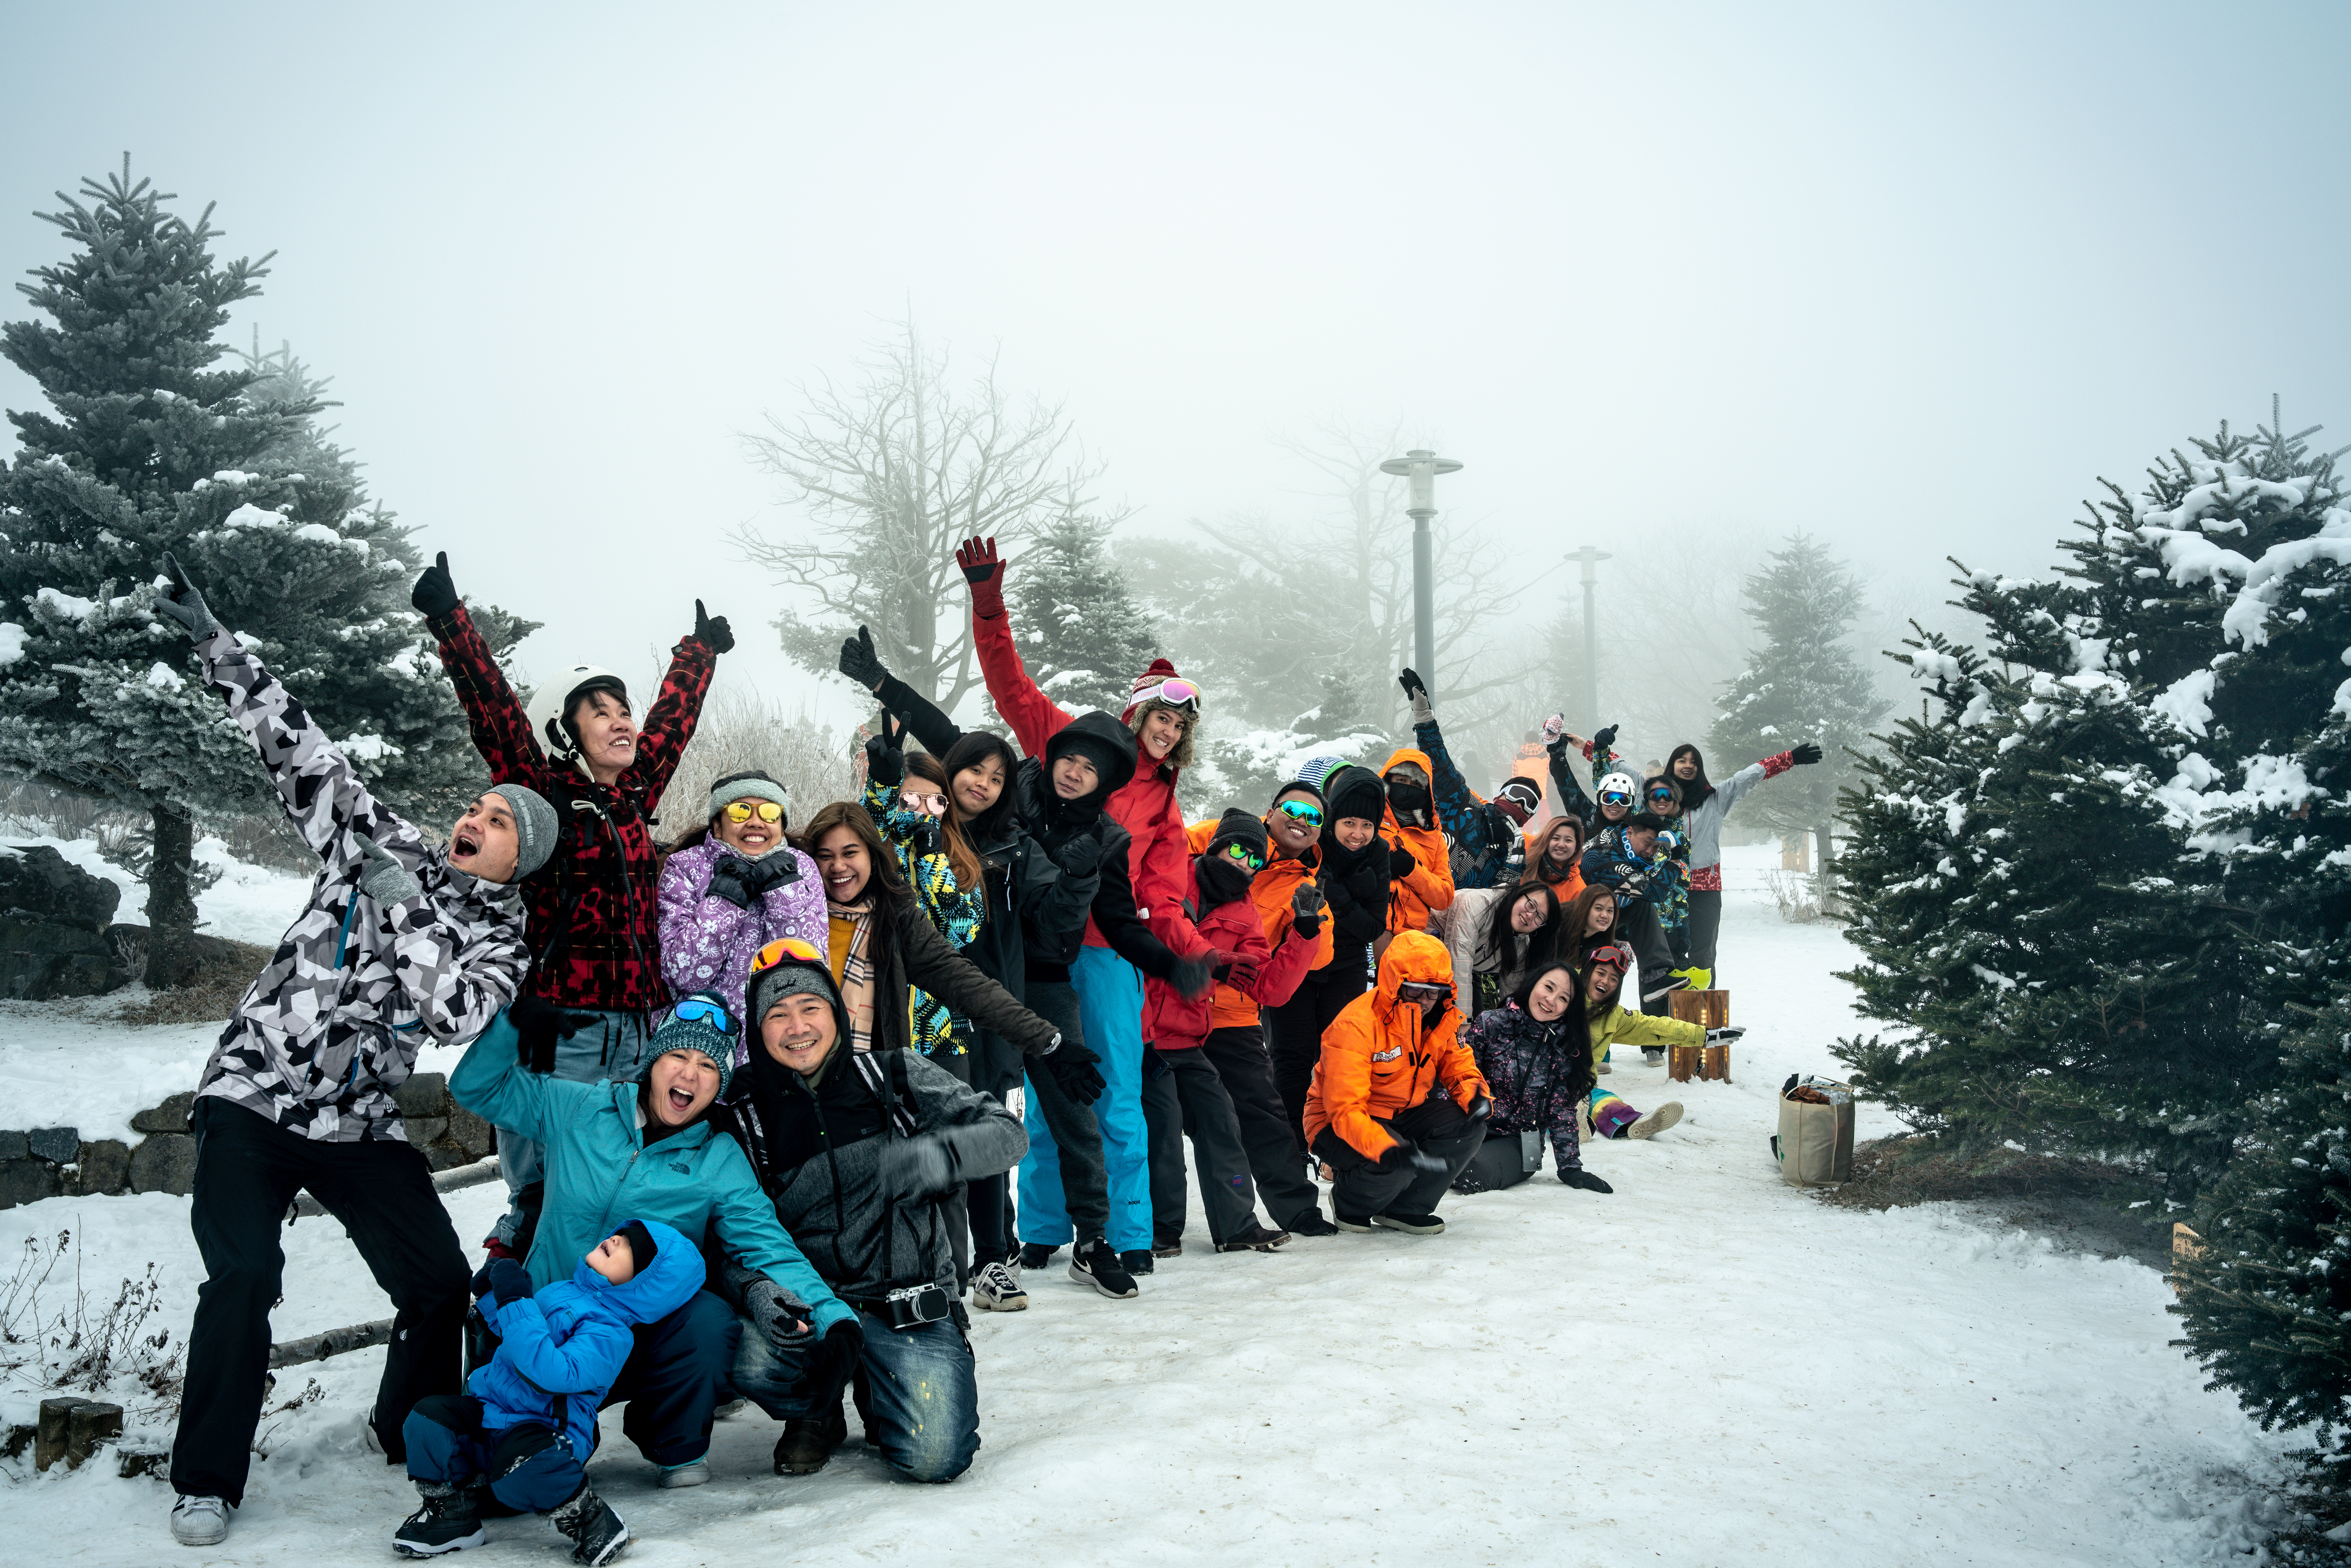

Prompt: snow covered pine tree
[1837,408,2351,1211]
[1709,532,1888,889]
[1006,508,1158,715]
[0,161,529,984]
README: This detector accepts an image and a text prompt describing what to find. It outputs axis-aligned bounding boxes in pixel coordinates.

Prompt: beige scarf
[827,897,878,1053]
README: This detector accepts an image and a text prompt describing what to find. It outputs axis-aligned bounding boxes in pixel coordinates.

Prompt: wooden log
[35,1396,78,1472]
[291,1154,500,1220]
[269,1316,395,1369]
[1701,1044,1732,1083]
[1667,1045,1700,1083]
[117,1440,169,1479]
[66,1401,121,1469]
[1668,990,1730,1028]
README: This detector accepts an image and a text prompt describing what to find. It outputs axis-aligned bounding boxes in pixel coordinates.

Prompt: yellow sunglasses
[722,800,785,823]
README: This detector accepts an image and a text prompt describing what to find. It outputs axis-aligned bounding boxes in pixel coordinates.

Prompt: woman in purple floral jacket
[657,770,823,1057]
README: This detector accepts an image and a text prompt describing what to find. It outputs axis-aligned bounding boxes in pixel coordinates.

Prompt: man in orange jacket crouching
[1303,930,1491,1235]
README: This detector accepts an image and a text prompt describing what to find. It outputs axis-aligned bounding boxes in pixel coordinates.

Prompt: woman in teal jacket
[451,992,852,1486]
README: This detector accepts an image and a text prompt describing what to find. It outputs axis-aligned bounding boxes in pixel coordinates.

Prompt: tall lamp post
[1567,545,1612,732]
[1379,448,1463,692]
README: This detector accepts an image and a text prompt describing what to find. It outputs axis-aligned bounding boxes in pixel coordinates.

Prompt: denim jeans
[730,1308,980,1483]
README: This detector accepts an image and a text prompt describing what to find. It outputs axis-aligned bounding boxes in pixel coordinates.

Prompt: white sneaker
[172,1495,230,1547]
[971,1260,1028,1312]
[1629,1102,1685,1140]
[657,1459,709,1488]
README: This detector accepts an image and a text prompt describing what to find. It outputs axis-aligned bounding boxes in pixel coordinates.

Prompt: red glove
[956,536,1006,620]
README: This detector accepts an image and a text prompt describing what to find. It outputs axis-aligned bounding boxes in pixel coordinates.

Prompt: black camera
[880,1281,951,1331]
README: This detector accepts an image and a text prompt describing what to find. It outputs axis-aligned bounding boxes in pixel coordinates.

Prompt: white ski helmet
[1596,771,1640,809]
[526,664,630,779]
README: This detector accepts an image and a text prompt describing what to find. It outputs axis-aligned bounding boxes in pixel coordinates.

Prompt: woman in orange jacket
[1303,930,1491,1235]
[1377,746,1456,940]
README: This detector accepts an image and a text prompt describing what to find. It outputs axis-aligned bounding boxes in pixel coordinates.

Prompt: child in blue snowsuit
[395,1217,701,1565]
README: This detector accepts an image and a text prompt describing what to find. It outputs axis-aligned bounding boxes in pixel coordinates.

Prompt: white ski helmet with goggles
[526,665,631,779]
[1596,770,1640,808]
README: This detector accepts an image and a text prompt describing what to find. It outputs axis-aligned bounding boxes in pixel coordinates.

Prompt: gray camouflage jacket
[191,627,528,1142]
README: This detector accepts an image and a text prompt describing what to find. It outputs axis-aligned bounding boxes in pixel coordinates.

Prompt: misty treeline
[734,315,1932,816]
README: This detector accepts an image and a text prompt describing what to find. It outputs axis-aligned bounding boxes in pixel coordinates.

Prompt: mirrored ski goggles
[750,936,827,976]
[1273,800,1324,827]
[1131,678,1201,709]
[1598,785,1635,807]
[1395,981,1454,1007]
[1222,843,1266,872]
[900,789,949,817]
[722,800,785,823]
[669,996,736,1034]
[1645,788,1679,805]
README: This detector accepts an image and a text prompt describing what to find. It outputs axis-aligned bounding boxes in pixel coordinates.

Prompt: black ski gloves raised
[151,552,218,641]
[864,732,905,789]
[1790,741,1823,765]
[1591,724,1619,755]
[838,624,888,690]
[410,551,459,619]
[693,599,734,653]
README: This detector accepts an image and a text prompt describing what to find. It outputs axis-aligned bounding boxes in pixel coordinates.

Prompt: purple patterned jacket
[656,838,825,1058]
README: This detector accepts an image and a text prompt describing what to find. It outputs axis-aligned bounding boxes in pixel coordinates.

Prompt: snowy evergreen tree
[0,163,529,984]
[1005,507,1158,715]
[1710,533,1888,882]
[1836,409,2351,1205]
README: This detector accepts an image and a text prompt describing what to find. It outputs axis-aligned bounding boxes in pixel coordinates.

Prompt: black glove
[1560,1167,1614,1193]
[1170,952,1216,999]
[1397,668,1427,700]
[1051,831,1104,877]
[839,624,888,690]
[864,732,905,788]
[1463,1091,1492,1122]
[797,1318,865,1401]
[1290,882,1327,937]
[741,1276,814,1354]
[878,1133,960,1202]
[510,995,569,1074]
[741,853,801,896]
[1591,724,1618,754]
[151,552,218,640]
[693,598,734,653]
[1790,741,1823,765]
[706,852,757,910]
[1379,1137,1448,1176]
[476,1258,532,1307]
[1387,843,1419,879]
[410,550,459,619]
[1044,1039,1105,1107]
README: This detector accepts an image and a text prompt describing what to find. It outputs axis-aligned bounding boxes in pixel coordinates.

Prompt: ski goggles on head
[750,936,827,976]
[1273,800,1324,828]
[1221,842,1266,873]
[722,800,785,823]
[1396,980,1453,1007]
[669,996,736,1034]
[899,789,948,817]
[1131,678,1201,710]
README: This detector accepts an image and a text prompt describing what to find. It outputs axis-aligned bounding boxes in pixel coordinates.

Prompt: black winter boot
[1118,1248,1157,1276]
[1016,1242,1060,1270]
[393,1480,485,1557]
[550,1483,628,1566]
[773,1404,847,1475]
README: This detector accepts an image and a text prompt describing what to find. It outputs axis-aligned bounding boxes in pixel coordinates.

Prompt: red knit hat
[1120,658,1201,725]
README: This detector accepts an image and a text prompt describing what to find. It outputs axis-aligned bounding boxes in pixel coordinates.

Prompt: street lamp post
[1378,448,1463,694]
[1567,545,1612,732]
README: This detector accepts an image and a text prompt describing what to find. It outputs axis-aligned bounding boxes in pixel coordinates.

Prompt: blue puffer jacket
[449,1029,855,1333]
[470,1217,701,1454]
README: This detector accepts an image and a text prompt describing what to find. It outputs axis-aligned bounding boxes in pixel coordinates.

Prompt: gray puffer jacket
[192,628,528,1142]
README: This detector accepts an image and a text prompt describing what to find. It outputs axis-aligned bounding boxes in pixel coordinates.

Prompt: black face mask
[1388,782,1432,820]
[1197,852,1253,908]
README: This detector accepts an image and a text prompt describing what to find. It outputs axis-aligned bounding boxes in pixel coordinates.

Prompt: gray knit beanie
[708,769,790,830]
[488,784,558,881]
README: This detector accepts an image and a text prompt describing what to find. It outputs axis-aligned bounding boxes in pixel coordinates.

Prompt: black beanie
[1322,765,1388,827]
[618,1218,658,1271]
[1206,806,1269,862]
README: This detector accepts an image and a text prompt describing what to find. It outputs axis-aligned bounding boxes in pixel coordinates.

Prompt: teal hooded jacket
[450,1033,853,1333]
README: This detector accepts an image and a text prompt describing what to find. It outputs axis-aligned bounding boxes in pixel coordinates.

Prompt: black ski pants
[1201,1024,1324,1231]
[172,1098,469,1505]
[1312,1095,1483,1223]
[1687,888,1723,975]
[1142,1044,1259,1245]
[1264,953,1370,1161]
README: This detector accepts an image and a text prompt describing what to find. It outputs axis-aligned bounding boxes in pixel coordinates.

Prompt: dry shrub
[1,1230,186,1422]
[653,688,861,845]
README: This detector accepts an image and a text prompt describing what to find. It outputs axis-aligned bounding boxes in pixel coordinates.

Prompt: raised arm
[449,1018,596,1143]
[959,536,1072,755]
[629,611,724,800]
[194,625,397,863]
[426,598,546,789]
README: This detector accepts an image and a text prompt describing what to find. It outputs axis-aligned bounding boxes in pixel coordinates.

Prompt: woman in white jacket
[1664,740,1821,984]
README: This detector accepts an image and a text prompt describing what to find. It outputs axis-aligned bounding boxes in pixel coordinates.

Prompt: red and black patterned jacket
[430,603,716,1014]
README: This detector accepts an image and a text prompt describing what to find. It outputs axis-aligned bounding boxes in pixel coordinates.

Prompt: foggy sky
[3,1,2345,734]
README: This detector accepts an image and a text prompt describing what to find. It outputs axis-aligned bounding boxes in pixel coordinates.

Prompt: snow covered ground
[0,845,2300,1564]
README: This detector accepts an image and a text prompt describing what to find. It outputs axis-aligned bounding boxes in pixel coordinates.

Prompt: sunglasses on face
[670,996,735,1033]
[1224,843,1266,873]
[1274,800,1324,828]
[900,790,948,817]
[1396,981,1453,1006]
[723,800,784,823]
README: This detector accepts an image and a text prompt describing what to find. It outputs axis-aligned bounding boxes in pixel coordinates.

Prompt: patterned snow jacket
[656,838,824,1057]
[430,602,714,1014]
[191,628,528,1142]
[1413,717,1525,892]
[1460,1001,1591,1174]
[1580,823,1677,914]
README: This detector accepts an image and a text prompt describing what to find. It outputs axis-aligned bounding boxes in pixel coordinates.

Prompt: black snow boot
[773,1404,847,1475]
[1068,1238,1139,1298]
[550,1484,628,1567]
[1017,1242,1060,1271]
[1214,1224,1292,1253]
[1285,1209,1340,1237]
[393,1480,485,1557]
[1118,1248,1156,1277]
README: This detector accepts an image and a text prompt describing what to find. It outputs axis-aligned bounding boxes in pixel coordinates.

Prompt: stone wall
[0,1072,496,1209]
